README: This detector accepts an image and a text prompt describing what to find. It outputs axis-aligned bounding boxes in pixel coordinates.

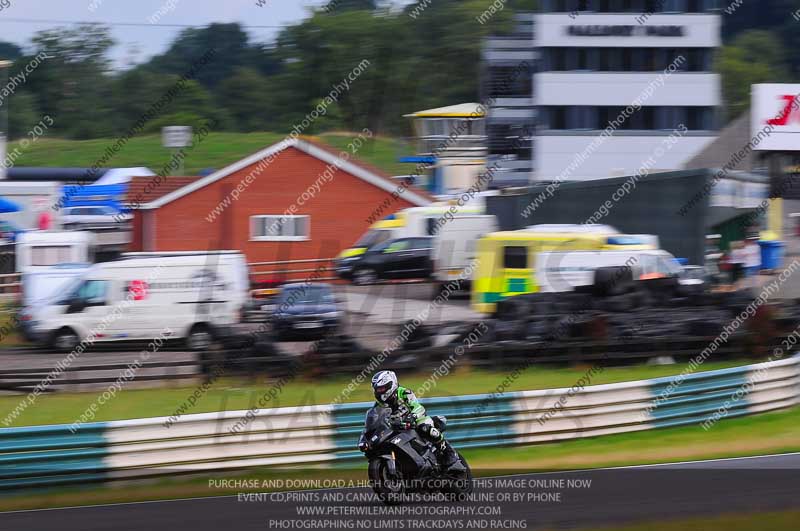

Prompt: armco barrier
[1,356,798,488]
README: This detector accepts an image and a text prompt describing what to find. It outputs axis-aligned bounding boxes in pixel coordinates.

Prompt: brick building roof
[141,137,434,209]
[299,136,436,202]
[124,176,201,205]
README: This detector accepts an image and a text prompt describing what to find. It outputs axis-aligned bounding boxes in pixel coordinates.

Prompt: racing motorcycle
[359,406,473,504]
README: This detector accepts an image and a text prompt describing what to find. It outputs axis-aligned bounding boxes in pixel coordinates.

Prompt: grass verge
[0,309,23,347]
[580,509,800,531]
[465,404,800,471]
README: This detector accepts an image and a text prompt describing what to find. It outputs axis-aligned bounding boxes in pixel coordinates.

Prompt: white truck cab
[16,230,94,272]
[16,231,95,307]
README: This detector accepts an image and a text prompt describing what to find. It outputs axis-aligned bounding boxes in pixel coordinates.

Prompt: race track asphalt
[2,453,799,531]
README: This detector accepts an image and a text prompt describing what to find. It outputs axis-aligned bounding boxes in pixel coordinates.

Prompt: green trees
[6,91,39,140]
[323,0,377,12]
[216,68,274,132]
[0,2,514,141]
[20,24,115,139]
[0,0,793,140]
[148,23,257,89]
[717,30,791,122]
[717,0,798,121]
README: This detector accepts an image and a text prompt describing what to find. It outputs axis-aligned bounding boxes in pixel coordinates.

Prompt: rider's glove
[358,440,369,452]
[390,417,413,430]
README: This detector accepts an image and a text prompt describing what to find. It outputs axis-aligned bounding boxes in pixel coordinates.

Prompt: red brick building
[127,138,433,268]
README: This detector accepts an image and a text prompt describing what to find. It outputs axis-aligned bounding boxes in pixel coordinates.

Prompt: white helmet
[371,370,398,403]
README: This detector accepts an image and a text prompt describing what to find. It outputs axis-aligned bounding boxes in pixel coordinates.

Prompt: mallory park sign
[566,25,684,37]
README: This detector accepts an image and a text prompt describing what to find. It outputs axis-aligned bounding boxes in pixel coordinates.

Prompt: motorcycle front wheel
[368,458,404,505]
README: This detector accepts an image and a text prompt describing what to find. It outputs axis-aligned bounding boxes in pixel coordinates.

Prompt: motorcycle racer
[358,370,461,469]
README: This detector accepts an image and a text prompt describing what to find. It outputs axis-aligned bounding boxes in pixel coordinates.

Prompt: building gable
[142,138,433,210]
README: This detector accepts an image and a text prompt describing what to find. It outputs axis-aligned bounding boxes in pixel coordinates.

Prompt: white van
[432,214,497,284]
[21,264,92,307]
[21,251,249,352]
[535,249,683,293]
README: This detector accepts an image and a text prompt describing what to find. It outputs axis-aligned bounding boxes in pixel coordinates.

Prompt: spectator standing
[37,210,51,230]
[744,238,762,288]
[704,234,723,286]
[729,241,746,288]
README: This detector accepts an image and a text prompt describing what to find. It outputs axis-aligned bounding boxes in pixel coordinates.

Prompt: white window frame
[30,245,75,266]
[250,215,310,242]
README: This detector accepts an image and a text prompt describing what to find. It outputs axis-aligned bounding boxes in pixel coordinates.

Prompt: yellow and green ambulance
[471,230,655,313]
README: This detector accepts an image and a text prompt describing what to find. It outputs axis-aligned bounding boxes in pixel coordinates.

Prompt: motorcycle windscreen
[364,406,391,433]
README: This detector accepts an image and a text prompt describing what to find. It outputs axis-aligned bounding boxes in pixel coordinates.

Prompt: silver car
[60,206,132,228]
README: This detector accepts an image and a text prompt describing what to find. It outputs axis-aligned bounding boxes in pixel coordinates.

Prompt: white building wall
[530,11,721,181]
[536,72,720,107]
[534,13,720,48]
[0,182,63,229]
[536,134,717,180]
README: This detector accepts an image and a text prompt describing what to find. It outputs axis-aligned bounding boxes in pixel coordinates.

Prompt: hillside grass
[9,132,414,176]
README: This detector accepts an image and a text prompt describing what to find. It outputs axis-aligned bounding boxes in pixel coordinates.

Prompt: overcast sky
[0,0,409,67]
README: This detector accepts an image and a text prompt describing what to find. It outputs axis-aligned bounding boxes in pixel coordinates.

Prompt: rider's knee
[418,422,443,443]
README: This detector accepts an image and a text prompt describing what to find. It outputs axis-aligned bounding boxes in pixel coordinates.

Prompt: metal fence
[0,257,342,301]
[0,350,300,393]
[0,330,771,394]
[1,256,427,302]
